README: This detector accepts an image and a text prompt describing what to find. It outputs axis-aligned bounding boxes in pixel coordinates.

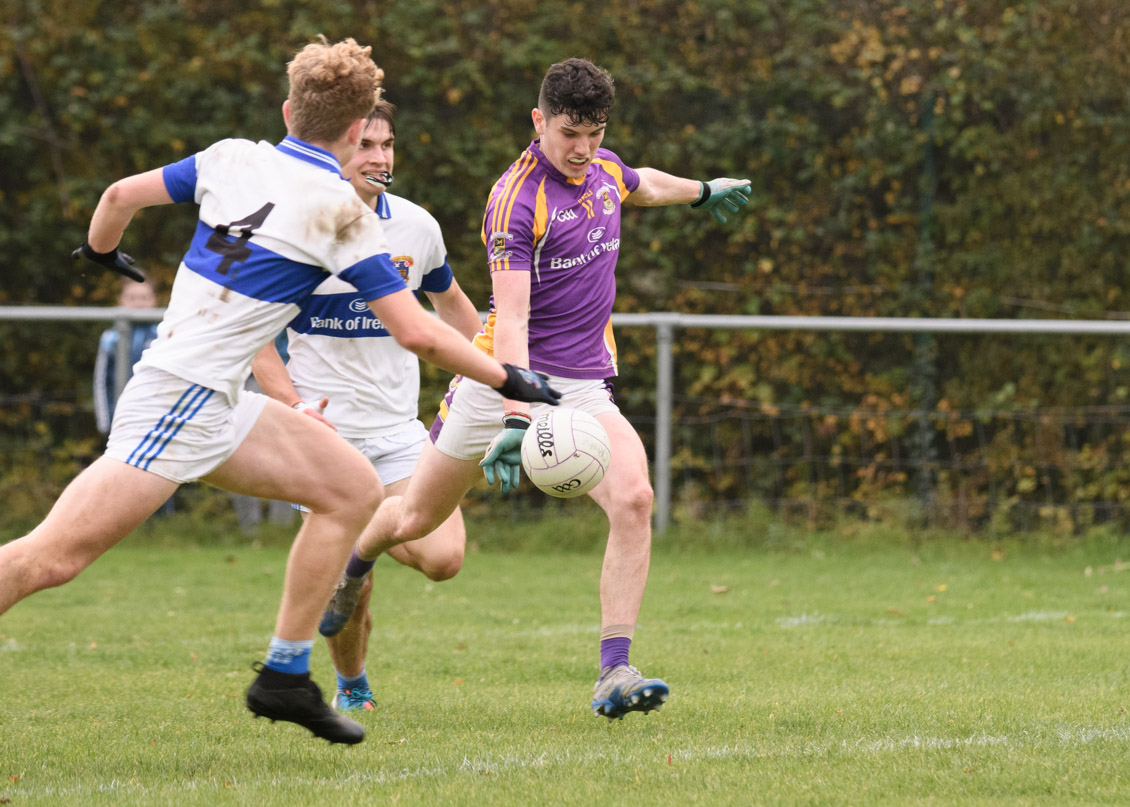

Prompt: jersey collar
[375,192,391,219]
[276,136,343,175]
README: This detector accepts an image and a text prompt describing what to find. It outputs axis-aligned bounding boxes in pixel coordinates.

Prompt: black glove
[495,364,562,405]
[72,240,146,283]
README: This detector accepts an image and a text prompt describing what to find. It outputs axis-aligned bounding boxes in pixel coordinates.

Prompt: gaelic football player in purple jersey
[320,57,751,719]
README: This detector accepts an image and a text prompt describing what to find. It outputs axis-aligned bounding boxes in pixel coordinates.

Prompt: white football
[521,408,612,498]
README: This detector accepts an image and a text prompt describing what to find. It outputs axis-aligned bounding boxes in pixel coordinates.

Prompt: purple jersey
[479,140,639,379]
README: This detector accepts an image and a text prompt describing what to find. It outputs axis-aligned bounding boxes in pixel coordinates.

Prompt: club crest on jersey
[598,186,616,214]
[392,255,414,283]
[490,231,513,259]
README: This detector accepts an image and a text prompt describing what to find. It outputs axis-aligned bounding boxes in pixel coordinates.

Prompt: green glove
[480,415,531,493]
[690,178,752,224]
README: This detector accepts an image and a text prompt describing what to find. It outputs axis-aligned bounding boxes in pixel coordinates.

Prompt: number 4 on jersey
[205,203,275,275]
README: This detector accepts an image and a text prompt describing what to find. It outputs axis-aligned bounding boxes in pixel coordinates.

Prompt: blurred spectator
[93,278,159,435]
[94,277,174,517]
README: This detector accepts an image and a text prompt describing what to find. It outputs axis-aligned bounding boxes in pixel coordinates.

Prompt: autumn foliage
[4,1,1130,530]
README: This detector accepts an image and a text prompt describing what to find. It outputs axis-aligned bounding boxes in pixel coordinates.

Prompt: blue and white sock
[336,667,369,693]
[264,637,315,675]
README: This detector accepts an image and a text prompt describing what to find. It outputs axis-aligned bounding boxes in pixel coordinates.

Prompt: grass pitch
[2,519,1129,805]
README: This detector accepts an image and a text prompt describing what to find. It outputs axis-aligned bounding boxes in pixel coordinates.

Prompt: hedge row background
[5,0,1130,530]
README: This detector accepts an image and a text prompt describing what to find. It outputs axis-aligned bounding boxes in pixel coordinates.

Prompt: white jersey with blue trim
[136,136,404,404]
[285,192,456,438]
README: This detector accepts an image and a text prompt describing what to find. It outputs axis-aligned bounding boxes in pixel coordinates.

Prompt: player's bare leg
[326,573,376,710]
[328,575,374,679]
[381,480,467,580]
[0,458,178,614]
[586,411,668,718]
[206,400,382,639]
[360,443,480,558]
[320,444,477,638]
[589,412,653,630]
[205,399,382,743]
[324,474,467,710]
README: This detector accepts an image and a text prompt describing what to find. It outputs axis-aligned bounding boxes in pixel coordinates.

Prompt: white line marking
[11,724,1130,799]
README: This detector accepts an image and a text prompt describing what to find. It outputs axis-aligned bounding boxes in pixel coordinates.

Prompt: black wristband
[689,181,710,208]
[503,413,532,431]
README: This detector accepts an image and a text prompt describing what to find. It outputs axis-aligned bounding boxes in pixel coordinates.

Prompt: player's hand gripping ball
[520,408,611,498]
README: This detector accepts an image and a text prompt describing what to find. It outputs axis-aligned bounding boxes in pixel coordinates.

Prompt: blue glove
[480,415,531,493]
[689,178,752,224]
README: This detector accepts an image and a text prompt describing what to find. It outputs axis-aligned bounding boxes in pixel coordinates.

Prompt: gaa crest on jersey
[598,185,616,214]
[391,255,414,284]
[490,231,513,259]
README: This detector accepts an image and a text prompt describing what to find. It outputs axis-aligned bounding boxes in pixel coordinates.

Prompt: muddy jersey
[138,136,404,404]
[284,192,456,438]
[479,140,639,379]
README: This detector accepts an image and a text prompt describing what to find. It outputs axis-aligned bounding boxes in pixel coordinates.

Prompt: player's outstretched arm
[425,278,483,341]
[627,168,751,223]
[368,289,559,405]
[73,169,175,282]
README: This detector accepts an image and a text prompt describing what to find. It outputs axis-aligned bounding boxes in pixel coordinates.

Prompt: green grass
[2,520,1130,805]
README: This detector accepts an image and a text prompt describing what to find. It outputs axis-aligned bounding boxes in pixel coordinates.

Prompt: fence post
[912,93,939,516]
[654,320,674,534]
[113,317,131,402]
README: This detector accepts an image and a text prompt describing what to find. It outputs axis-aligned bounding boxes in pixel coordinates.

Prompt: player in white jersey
[252,100,481,712]
[0,37,558,746]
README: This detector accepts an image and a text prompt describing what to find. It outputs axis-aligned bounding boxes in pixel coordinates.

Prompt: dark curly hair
[537,58,615,127]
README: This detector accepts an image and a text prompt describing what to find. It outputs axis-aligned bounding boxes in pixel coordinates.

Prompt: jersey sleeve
[482,182,537,274]
[419,257,454,293]
[419,217,453,293]
[594,148,641,200]
[339,252,407,301]
[162,154,198,204]
[323,204,406,302]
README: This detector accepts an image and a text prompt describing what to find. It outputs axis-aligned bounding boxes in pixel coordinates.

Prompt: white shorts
[429,374,619,461]
[344,419,428,486]
[293,420,427,513]
[104,365,269,484]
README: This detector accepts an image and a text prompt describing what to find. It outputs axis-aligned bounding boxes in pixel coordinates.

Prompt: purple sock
[345,550,375,579]
[600,636,631,672]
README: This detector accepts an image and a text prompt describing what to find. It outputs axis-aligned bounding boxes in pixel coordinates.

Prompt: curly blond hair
[287,36,384,143]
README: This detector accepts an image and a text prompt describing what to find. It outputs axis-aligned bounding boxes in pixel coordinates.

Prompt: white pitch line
[9,724,1130,799]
